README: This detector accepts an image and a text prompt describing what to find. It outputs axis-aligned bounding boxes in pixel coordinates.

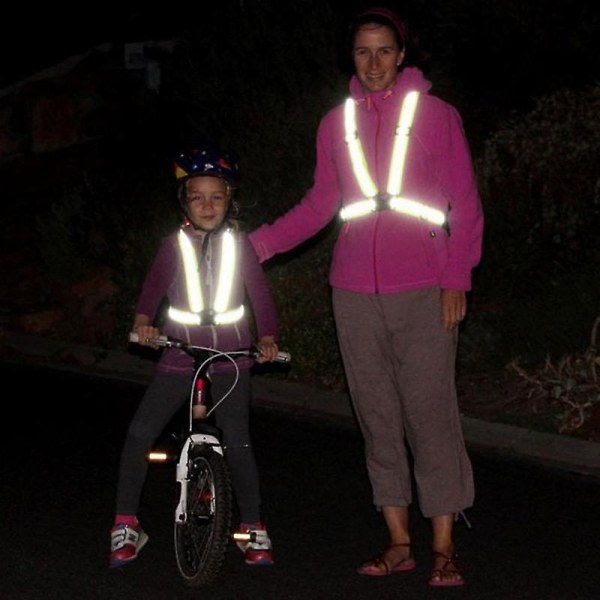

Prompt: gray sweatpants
[332,286,474,517]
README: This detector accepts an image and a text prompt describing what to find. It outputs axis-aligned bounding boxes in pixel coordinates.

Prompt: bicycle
[129,332,290,587]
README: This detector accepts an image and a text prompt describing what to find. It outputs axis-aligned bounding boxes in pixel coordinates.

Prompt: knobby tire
[174,445,232,587]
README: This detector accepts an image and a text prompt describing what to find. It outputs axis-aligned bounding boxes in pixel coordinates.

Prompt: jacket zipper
[373,101,381,293]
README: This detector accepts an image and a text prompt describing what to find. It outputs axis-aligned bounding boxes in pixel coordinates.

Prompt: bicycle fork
[174,434,225,523]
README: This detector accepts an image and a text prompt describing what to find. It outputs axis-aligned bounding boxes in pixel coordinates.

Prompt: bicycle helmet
[174,143,240,187]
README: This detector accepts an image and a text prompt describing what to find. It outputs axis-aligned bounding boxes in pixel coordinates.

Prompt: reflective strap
[339,198,377,221]
[177,229,203,313]
[389,196,445,226]
[168,306,201,325]
[344,99,378,198]
[340,195,445,225]
[214,304,244,325]
[387,91,419,197]
[167,304,244,326]
[213,230,235,313]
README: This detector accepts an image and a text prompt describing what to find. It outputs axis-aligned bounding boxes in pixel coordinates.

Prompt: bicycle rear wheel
[174,445,232,586]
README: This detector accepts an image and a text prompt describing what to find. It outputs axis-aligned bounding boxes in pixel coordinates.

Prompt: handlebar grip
[129,332,169,344]
[252,349,291,363]
[276,351,291,363]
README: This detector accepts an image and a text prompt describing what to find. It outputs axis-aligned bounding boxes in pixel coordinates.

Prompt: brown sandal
[428,551,465,587]
[356,542,416,576]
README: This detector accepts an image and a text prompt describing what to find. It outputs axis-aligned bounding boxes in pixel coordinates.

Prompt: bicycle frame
[174,430,223,520]
[132,335,248,522]
[129,332,290,586]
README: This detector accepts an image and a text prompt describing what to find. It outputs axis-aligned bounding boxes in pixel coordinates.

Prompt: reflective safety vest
[340,91,446,227]
[167,228,245,326]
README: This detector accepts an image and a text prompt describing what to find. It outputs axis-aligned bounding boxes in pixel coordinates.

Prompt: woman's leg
[378,287,474,517]
[430,513,464,585]
[333,289,417,573]
[332,288,413,509]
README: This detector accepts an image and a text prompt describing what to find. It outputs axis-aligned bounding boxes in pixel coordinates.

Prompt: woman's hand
[256,335,279,363]
[441,289,466,333]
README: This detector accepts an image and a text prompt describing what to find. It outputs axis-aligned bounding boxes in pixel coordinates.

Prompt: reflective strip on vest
[340,91,445,227]
[167,229,244,326]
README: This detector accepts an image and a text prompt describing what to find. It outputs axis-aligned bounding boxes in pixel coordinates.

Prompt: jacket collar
[349,66,431,109]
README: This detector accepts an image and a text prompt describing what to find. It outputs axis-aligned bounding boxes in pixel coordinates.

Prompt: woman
[249,6,483,587]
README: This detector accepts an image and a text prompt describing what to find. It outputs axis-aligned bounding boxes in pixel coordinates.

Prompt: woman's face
[353,23,405,93]
[183,176,231,232]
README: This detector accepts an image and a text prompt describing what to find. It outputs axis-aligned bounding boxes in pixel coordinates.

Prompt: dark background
[4,1,599,106]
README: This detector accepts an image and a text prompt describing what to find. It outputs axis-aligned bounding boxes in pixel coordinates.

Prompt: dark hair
[345,6,424,70]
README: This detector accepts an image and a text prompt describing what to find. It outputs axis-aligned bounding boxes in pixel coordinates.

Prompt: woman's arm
[249,116,341,262]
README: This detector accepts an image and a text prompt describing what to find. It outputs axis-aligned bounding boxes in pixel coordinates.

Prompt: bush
[476,84,600,295]
[467,83,600,367]
[509,316,600,440]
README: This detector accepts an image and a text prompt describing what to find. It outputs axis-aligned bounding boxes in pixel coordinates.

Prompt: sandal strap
[372,557,391,575]
[432,551,458,565]
[431,551,462,576]
[378,542,413,573]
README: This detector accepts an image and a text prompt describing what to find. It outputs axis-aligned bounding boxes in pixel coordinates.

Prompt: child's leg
[212,369,262,523]
[115,372,190,515]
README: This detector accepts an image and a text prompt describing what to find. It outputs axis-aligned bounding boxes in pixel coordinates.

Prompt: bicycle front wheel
[174,445,232,587]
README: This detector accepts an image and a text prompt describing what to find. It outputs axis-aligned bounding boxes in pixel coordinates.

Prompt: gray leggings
[116,369,262,523]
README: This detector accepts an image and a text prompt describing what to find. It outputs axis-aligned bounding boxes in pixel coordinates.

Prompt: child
[110,142,280,568]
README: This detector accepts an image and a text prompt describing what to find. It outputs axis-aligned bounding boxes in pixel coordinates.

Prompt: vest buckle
[200,308,216,326]
[375,192,391,211]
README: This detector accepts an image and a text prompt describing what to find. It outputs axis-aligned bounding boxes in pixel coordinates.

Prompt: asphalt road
[2,363,599,599]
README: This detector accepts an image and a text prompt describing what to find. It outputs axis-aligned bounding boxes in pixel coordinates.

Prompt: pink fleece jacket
[249,67,483,293]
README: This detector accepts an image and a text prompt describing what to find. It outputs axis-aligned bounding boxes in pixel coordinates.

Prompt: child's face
[184,176,231,232]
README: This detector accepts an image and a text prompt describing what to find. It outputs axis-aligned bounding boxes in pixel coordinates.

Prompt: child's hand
[256,335,279,363]
[132,324,162,349]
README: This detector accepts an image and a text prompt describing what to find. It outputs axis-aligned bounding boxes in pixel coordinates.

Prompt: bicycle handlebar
[129,332,291,364]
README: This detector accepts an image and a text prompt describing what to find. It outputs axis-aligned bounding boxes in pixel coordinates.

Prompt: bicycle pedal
[232,531,269,544]
[146,449,178,463]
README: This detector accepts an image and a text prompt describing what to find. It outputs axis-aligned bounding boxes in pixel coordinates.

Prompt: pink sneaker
[234,523,274,566]
[109,523,149,568]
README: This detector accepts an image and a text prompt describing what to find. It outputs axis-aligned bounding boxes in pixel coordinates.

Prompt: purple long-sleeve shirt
[250,67,484,293]
[136,225,278,375]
